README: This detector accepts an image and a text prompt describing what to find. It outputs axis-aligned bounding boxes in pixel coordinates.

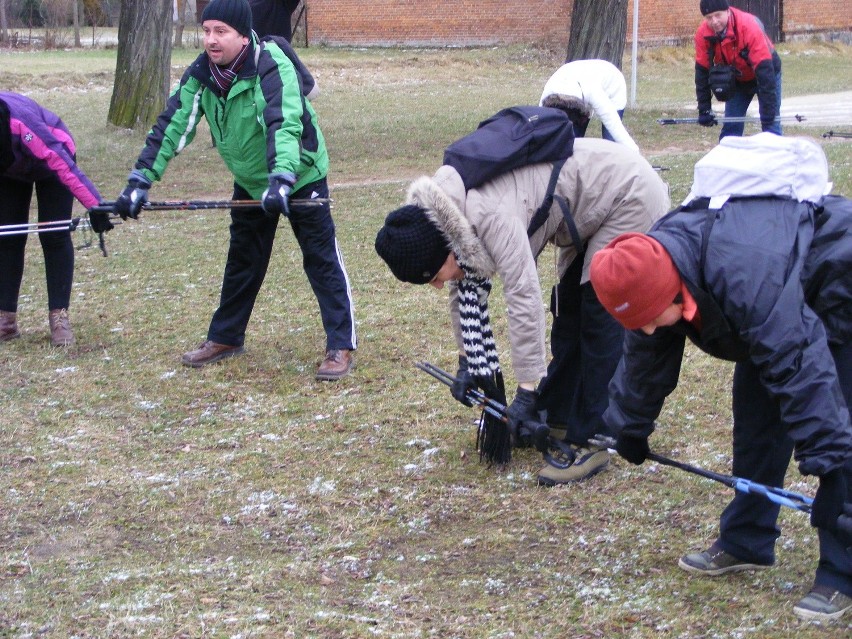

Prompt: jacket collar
[405,172,496,278]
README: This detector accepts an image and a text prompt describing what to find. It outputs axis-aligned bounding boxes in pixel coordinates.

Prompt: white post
[631,0,639,107]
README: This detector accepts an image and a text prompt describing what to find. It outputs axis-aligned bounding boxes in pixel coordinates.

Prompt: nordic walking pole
[589,435,813,512]
[0,218,81,236]
[0,218,80,231]
[415,361,509,422]
[417,361,576,468]
[823,131,852,139]
[657,113,807,126]
[90,198,330,213]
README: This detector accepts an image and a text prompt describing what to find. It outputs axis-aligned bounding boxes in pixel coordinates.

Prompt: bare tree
[0,0,8,44]
[173,0,187,48]
[109,0,174,129]
[566,0,628,68]
[73,0,81,46]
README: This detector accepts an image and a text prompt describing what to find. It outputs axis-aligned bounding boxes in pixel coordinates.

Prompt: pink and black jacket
[0,91,101,208]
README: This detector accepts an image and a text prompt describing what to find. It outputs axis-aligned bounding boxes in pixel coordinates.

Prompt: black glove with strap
[261,172,296,218]
[506,387,549,451]
[615,433,650,465]
[698,110,717,127]
[450,355,476,407]
[88,208,114,234]
[113,169,151,220]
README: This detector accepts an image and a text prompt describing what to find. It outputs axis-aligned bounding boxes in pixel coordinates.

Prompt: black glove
[615,433,650,465]
[507,387,549,451]
[88,208,114,234]
[450,355,476,407]
[811,468,848,533]
[261,172,296,218]
[698,110,717,127]
[113,169,151,220]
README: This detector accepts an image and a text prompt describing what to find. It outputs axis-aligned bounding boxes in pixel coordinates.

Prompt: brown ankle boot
[0,310,21,342]
[49,308,74,346]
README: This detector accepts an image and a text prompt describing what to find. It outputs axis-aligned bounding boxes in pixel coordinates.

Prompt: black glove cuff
[615,434,649,466]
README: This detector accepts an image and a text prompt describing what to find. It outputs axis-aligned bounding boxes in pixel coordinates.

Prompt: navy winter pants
[207,179,356,351]
[719,341,852,596]
[537,256,625,446]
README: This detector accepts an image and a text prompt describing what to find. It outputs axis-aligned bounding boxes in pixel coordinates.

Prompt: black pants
[719,342,852,595]
[537,256,625,446]
[207,179,356,351]
[0,174,74,312]
[573,109,625,143]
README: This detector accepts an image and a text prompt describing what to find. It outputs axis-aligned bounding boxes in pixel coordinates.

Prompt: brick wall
[303,1,850,47]
[784,0,852,37]
[305,0,572,47]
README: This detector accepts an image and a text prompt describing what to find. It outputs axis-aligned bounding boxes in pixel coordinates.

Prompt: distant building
[296,0,850,48]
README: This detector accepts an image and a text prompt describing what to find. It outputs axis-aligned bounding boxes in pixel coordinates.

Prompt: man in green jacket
[113,0,356,380]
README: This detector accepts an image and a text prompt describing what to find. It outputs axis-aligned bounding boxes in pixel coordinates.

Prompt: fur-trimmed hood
[404,167,496,278]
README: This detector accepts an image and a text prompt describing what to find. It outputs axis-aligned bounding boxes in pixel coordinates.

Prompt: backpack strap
[527,158,583,253]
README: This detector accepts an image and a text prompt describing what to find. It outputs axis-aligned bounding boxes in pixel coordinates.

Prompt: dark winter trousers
[207,179,356,351]
[572,109,625,143]
[719,341,852,596]
[537,256,625,446]
[0,174,74,312]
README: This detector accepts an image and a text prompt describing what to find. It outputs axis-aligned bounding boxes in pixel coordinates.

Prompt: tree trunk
[73,0,81,47]
[109,0,174,130]
[0,0,8,44]
[174,0,186,48]
[565,0,628,68]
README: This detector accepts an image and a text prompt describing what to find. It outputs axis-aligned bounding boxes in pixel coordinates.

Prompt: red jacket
[693,7,781,122]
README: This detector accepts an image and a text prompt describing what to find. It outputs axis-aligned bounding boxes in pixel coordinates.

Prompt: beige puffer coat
[405,137,670,384]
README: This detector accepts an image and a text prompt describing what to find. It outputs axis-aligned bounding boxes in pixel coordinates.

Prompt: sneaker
[48,308,74,347]
[316,349,354,381]
[0,310,20,342]
[537,444,609,486]
[793,584,852,622]
[181,340,244,368]
[678,543,771,576]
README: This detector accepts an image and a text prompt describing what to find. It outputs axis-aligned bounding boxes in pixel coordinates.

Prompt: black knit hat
[375,205,452,285]
[202,0,253,36]
[700,0,729,15]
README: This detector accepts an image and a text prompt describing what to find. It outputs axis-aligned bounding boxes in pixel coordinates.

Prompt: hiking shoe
[316,349,354,381]
[181,340,244,368]
[48,308,74,346]
[537,444,609,486]
[678,543,771,576]
[0,310,20,342]
[793,584,852,621]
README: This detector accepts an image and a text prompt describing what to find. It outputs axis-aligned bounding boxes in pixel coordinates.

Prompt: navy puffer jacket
[604,195,852,477]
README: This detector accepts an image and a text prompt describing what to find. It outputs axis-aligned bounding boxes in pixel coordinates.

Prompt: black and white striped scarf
[209,43,250,96]
[457,262,511,464]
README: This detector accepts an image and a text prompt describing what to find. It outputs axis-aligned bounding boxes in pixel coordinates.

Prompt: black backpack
[443,105,581,248]
[442,105,575,190]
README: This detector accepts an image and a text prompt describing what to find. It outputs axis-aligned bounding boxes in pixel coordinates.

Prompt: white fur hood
[404,167,496,278]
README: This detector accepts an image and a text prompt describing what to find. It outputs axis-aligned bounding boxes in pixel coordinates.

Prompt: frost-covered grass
[1,42,850,638]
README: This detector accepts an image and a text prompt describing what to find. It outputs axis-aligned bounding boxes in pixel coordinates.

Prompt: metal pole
[90,198,330,213]
[630,0,639,108]
[657,114,806,125]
